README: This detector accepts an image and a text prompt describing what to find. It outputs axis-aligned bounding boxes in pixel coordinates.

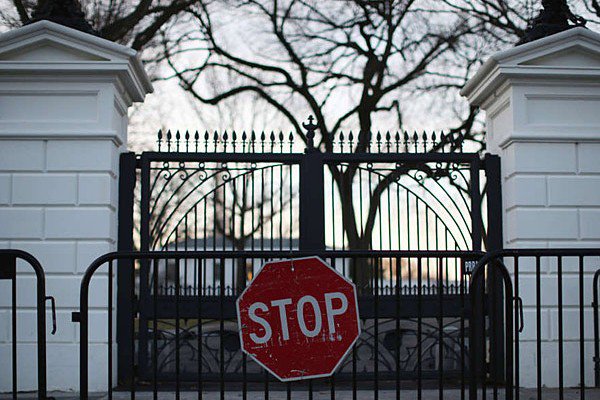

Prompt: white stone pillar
[0,21,152,392]
[462,27,600,388]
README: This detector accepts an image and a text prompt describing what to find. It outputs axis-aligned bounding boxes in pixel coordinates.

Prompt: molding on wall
[462,27,600,107]
[0,20,153,102]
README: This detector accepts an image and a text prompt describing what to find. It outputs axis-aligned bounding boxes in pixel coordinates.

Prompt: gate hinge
[71,311,81,323]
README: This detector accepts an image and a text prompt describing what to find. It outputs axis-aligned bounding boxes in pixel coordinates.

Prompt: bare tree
[1,0,200,52]
[444,0,596,46]
[161,0,521,286]
[7,0,596,286]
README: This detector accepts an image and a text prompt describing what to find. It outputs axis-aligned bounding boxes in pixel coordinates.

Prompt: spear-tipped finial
[302,115,318,152]
[517,0,586,46]
[28,0,98,36]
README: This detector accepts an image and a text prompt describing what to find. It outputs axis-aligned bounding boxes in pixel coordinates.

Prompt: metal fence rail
[78,250,493,400]
[475,249,600,400]
[0,249,55,400]
[4,247,597,399]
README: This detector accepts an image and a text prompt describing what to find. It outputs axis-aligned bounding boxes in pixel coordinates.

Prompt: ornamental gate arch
[116,118,503,386]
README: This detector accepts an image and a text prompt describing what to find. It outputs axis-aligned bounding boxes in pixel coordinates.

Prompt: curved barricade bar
[0,249,55,400]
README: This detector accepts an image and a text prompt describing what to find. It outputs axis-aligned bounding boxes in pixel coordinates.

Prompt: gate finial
[302,115,318,152]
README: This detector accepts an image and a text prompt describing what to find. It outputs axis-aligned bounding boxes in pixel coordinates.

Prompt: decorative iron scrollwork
[147,317,467,379]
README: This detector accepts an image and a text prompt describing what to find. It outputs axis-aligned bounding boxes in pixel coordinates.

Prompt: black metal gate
[116,118,503,388]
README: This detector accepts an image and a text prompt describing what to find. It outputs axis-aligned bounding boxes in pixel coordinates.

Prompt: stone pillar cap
[0,20,153,102]
[461,27,600,107]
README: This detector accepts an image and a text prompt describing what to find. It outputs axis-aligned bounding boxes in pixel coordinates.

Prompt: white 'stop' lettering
[246,292,350,344]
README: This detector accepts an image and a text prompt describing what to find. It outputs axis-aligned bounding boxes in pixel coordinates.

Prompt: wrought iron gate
[116,118,503,387]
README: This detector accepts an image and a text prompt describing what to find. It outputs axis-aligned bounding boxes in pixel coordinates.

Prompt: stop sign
[236,256,360,381]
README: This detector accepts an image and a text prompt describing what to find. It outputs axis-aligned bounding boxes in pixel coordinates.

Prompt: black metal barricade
[470,252,514,400]
[475,249,600,400]
[0,249,56,400]
[78,249,487,400]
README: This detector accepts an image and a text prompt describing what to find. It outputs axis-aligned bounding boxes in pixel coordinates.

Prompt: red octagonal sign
[236,256,360,381]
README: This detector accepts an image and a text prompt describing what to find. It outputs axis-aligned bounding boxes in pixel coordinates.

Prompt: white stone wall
[0,21,151,393]
[462,28,600,388]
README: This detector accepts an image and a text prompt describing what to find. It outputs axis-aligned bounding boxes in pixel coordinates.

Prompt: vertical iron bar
[469,257,484,400]
[558,257,564,399]
[481,263,487,400]
[185,217,189,294]
[460,254,465,400]
[198,257,203,400]
[438,257,443,400]
[514,257,520,400]
[416,200,420,253]
[118,152,136,386]
[176,257,181,400]
[375,257,380,400]
[395,255,401,400]
[470,158,482,251]
[407,192,412,287]
[270,165,274,250]
[331,165,336,250]
[330,259,336,400]
[153,259,158,400]
[194,207,198,296]
[290,164,294,247]
[36,258,48,399]
[12,265,17,400]
[369,168,373,251]
[279,164,284,250]
[130,259,136,400]
[258,167,262,251]
[490,253,497,400]
[220,257,225,400]
[223,179,227,251]
[352,255,357,400]
[504,262,514,400]
[425,210,430,290]
[299,151,325,251]
[485,154,505,384]
[138,155,152,383]
[387,179,392,251]
[330,375,335,400]
[536,256,541,400]
[359,166,364,243]
[108,260,113,400]
[418,257,422,400]
[242,258,248,400]
[213,175,217,253]
[579,256,585,399]
[81,270,89,400]
[594,268,600,387]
